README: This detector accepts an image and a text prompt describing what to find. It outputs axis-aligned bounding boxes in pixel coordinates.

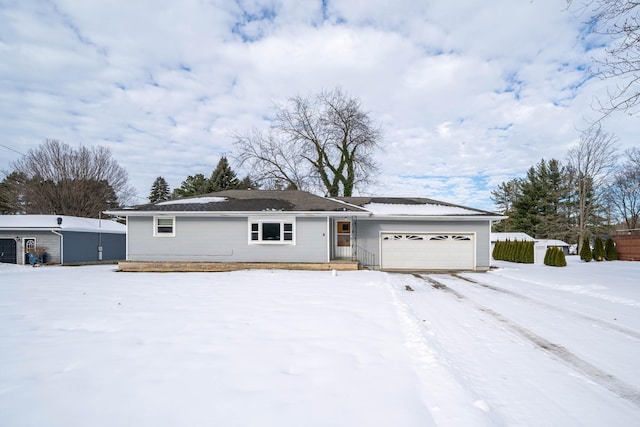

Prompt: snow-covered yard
[1,257,639,426]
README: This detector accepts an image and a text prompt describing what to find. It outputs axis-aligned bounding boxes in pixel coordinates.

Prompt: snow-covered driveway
[0,258,639,426]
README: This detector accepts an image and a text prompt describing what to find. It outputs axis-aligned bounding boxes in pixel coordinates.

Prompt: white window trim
[248,217,296,245]
[153,216,176,237]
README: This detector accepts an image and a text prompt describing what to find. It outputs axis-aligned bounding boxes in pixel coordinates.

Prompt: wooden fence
[616,230,640,261]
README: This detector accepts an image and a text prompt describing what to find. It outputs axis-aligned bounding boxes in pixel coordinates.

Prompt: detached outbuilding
[0,215,126,265]
[491,232,570,265]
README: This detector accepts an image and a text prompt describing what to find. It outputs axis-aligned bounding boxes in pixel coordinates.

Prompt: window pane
[157,218,173,226]
[262,223,281,240]
[337,235,351,247]
[251,223,259,232]
[284,223,293,232]
[251,232,259,241]
[284,233,293,241]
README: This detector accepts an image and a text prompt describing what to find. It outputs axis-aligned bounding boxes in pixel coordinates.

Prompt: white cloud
[0,0,636,209]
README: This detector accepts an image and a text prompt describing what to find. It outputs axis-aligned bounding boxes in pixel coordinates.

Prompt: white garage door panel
[381,233,474,270]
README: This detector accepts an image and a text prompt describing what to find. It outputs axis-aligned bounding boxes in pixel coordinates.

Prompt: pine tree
[593,236,605,261]
[210,156,239,192]
[149,176,170,203]
[544,247,552,265]
[172,173,212,198]
[580,236,593,262]
[605,237,618,261]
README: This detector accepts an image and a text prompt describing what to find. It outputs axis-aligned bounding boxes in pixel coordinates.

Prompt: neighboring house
[491,232,570,264]
[107,190,504,272]
[0,215,126,265]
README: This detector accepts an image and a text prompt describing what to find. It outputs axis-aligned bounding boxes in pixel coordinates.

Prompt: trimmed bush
[544,246,567,267]
[605,237,618,261]
[593,236,605,262]
[580,236,592,262]
[555,247,567,267]
[493,239,534,264]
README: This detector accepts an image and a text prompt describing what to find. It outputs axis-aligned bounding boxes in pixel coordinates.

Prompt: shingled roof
[120,190,368,213]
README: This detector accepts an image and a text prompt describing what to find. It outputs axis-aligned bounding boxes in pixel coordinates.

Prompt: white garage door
[381,233,475,270]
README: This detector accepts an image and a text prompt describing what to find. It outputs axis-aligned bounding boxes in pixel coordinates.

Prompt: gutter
[51,229,64,265]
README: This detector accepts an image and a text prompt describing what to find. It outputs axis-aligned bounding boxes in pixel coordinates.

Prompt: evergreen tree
[558,247,567,267]
[492,241,500,260]
[526,241,535,264]
[172,173,212,198]
[149,176,170,203]
[236,175,260,190]
[592,236,605,261]
[511,159,571,240]
[491,179,521,232]
[580,236,593,262]
[605,237,618,261]
[210,156,239,192]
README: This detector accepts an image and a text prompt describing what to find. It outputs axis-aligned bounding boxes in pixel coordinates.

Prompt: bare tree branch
[566,125,618,250]
[3,139,135,216]
[568,0,640,117]
[233,87,382,196]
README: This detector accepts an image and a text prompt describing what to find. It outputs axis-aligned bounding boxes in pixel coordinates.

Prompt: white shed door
[381,233,475,270]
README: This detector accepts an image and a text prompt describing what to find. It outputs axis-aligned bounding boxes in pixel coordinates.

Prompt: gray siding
[352,218,492,270]
[62,231,126,263]
[0,231,61,264]
[127,216,329,263]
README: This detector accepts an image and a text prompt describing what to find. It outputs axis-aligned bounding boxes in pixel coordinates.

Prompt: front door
[334,220,352,259]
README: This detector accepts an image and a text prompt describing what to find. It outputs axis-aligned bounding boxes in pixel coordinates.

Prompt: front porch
[118,260,360,272]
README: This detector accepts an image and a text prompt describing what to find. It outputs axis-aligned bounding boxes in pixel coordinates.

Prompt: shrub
[605,237,618,261]
[555,247,567,267]
[592,236,605,261]
[580,236,592,262]
[545,247,567,267]
[525,241,535,264]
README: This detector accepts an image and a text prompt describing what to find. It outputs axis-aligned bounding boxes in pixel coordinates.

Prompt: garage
[380,232,475,270]
[0,238,17,264]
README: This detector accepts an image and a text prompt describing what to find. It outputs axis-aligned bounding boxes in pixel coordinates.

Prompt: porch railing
[353,245,377,269]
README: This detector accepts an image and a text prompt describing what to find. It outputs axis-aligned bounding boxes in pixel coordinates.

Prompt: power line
[0,143,25,156]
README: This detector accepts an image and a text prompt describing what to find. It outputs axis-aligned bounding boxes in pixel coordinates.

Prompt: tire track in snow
[451,273,640,341]
[417,274,640,409]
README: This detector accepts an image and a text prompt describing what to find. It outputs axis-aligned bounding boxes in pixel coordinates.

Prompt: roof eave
[362,214,507,221]
[104,210,371,217]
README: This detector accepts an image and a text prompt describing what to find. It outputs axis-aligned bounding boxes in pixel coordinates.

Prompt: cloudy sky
[1,0,637,210]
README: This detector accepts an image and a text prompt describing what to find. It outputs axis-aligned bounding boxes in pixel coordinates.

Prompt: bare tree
[3,139,135,217]
[566,125,618,250]
[607,147,640,229]
[234,87,382,196]
[234,129,316,191]
[567,0,640,116]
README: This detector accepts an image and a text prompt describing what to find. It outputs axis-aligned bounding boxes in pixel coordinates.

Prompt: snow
[0,215,125,233]
[1,257,639,426]
[491,232,535,242]
[363,202,482,216]
[157,196,227,205]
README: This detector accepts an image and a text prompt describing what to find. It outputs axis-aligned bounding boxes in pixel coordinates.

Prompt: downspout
[51,230,64,265]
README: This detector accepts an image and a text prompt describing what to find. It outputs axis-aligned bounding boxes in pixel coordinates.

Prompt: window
[249,219,295,244]
[154,216,175,237]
